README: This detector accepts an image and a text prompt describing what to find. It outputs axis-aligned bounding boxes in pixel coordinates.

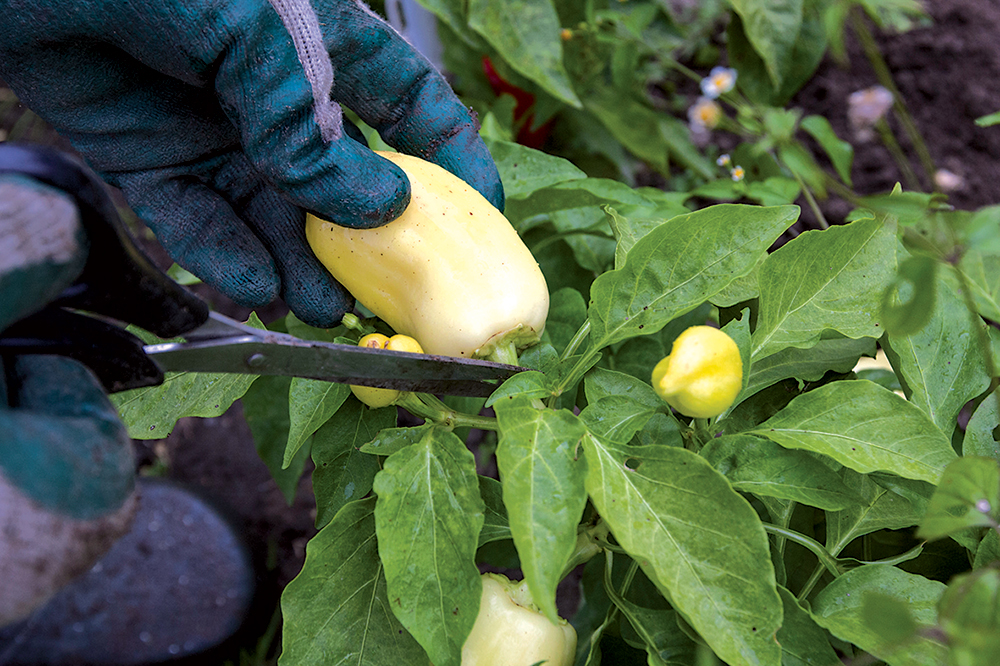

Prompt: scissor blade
[144,335,525,397]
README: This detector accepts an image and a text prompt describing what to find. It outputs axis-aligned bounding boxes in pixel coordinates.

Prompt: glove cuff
[0,474,138,625]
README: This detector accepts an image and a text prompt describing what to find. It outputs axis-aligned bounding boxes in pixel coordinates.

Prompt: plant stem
[396,393,499,431]
[796,562,828,603]
[559,521,610,580]
[691,418,712,451]
[762,523,841,577]
[790,168,830,229]
[823,172,866,208]
[773,501,797,556]
[531,229,615,255]
[875,118,920,191]
[851,9,936,188]
[487,339,520,367]
[560,320,591,362]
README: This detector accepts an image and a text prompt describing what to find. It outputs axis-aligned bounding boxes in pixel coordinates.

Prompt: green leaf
[880,254,938,336]
[857,190,942,225]
[112,313,266,438]
[606,564,699,665]
[776,585,842,666]
[494,397,588,623]
[548,206,617,274]
[810,565,948,666]
[745,177,802,207]
[729,0,828,104]
[711,255,764,308]
[413,0,484,49]
[800,114,854,187]
[542,287,587,353]
[242,375,306,504]
[884,269,992,437]
[478,476,511,547]
[974,529,1000,568]
[486,371,553,407]
[965,388,1000,459]
[311,399,396,529]
[635,413,684,449]
[505,177,649,227]
[283,312,341,342]
[606,202,692,271]
[373,428,485,666]
[284,379,350,467]
[165,263,201,285]
[701,434,859,511]
[585,89,715,178]
[581,435,783,666]
[918,456,1000,541]
[939,567,1000,666]
[752,380,956,484]
[359,423,429,457]
[955,248,1000,322]
[487,140,586,201]
[824,472,933,553]
[861,593,920,643]
[975,111,1000,127]
[752,215,897,360]
[741,336,876,403]
[778,143,827,198]
[581,396,657,445]
[468,0,581,107]
[588,204,798,350]
[279,497,426,665]
[728,0,804,91]
[584,367,663,411]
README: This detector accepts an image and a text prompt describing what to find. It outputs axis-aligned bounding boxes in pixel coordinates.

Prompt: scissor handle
[0,308,164,393]
[0,143,209,338]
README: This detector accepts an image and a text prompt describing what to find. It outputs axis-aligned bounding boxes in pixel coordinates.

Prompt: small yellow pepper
[350,333,423,408]
[651,325,743,418]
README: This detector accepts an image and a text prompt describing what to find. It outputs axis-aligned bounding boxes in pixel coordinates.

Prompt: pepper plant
[110,1,1000,665]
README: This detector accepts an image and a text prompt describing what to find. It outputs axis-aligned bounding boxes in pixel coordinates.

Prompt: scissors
[0,144,526,397]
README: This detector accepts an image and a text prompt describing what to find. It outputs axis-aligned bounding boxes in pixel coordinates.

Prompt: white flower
[848,85,894,140]
[716,154,731,167]
[700,67,737,99]
[688,97,722,130]
[934,169,964,192]
[730,165,745,182]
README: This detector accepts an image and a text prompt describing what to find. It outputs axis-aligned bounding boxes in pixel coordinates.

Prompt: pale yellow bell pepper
[306,152,548,362]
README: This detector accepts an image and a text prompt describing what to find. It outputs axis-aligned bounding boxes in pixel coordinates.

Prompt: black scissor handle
[0,143,208,338]
[0,308,164,392]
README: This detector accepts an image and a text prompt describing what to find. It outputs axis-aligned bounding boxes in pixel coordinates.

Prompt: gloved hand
[0,0,504,327]
[0,175,137,626]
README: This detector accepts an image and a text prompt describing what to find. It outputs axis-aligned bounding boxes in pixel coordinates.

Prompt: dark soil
[794,0,1000,219]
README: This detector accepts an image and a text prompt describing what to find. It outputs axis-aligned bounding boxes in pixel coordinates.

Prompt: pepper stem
[487,339,520,366]
[394,392,499,431]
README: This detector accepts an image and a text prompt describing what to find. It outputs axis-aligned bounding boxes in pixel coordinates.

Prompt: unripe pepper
[350,333,423,408]
[462,573,576,666]
[651,325,743,418]
[306,152,548,361]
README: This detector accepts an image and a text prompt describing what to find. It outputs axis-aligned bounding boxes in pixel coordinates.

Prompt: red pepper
[482,56,555,148]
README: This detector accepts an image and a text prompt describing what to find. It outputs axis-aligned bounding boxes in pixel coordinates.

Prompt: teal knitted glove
[0,175,136,625]
[0,0,504,327]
